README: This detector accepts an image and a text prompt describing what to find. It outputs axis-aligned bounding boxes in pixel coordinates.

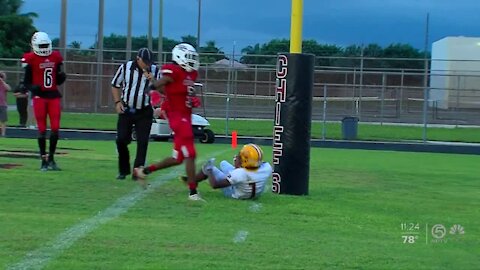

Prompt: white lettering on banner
[273,142,283,165]
[272,173,281,193]
[276,55,288,78]
[273,125,284,141]
[273,126,283,165]
[275,102,281,125]
[272,54,288,194]
[276,77,287,103]
[276,55,288,102]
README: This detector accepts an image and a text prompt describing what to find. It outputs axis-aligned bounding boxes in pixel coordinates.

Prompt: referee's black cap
[137,47,154,65]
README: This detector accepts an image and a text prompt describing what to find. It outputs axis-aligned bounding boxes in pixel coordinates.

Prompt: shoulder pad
[52,51,64,62]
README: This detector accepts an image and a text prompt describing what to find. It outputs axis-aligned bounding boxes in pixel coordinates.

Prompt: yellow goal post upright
[272,0,314,196]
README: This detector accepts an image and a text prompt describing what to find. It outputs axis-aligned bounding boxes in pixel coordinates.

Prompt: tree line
[1,0,428,70]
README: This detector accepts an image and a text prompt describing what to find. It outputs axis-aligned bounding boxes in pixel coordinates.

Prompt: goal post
[272,0,314,195]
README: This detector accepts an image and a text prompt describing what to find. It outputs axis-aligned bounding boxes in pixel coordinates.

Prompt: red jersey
[161,63,198,115]
[22,51,63,92]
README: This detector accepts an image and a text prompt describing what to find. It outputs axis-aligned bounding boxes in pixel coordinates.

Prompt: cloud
[21,0,480,51]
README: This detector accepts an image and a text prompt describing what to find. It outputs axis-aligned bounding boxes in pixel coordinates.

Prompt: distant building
[430,36,480,109]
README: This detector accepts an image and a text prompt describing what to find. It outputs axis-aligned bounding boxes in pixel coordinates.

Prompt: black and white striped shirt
[111,61,161,109]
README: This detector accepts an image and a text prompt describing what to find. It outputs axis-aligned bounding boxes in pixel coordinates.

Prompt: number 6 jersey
[22,50,63,98]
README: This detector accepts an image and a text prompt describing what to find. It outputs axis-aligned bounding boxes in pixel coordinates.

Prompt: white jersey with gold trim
[226,162,272,199]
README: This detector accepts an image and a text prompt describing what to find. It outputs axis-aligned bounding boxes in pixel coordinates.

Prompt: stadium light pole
[422,13,430,143]
[196,0,202,49]
[126,0,132,59]
[148,0,153,50]
[96,0,104,62]
[59,0,68,106]
[95,0,105,113]
[59,0,67,55]
[158,0,164,63]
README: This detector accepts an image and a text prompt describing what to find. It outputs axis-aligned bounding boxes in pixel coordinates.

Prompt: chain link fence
[2,49,480,135]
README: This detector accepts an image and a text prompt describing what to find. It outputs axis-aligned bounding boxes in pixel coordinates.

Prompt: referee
[111,48,160,180]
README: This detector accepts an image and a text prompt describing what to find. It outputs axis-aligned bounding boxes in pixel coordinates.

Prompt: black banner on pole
[272,53,314,195]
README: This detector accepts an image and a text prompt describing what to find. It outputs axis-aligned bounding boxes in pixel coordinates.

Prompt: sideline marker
[231,130,238,149]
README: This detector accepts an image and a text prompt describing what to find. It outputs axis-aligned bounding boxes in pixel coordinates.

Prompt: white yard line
[8,150,228,270]
[232,203,262,245]
[248,202,263,213]
[233,230,249,243]
[7,170,180,270]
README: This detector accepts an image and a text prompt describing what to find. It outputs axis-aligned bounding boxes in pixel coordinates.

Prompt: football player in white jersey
[183,144,272,199]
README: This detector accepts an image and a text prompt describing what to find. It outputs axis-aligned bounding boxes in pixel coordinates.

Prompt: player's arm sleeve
[160,66,174,77]
[22,64,32,86]
[157,66,176,88]
[150,67,173,93]
[111,64,124,88]
[56,63,67,85]
[21,64,40,96]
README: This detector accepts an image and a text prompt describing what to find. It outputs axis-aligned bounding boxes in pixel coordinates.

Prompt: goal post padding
[272,53,314,195]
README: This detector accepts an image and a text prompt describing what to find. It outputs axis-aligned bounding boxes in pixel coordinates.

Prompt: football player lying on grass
[181,144,273,200]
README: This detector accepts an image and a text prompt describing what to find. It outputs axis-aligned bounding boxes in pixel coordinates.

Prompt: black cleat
[40,160,49,172]
[116,174,127,180]
[48,161,61,171]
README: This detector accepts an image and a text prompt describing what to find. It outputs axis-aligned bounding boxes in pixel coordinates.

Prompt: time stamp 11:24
[401,223,421,244]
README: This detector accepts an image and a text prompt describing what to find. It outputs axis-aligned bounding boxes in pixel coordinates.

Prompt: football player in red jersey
[134,43,204,201]
[22,32,67,171]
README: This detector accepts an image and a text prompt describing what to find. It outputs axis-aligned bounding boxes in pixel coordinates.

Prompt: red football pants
[33,97,62,133]
[168,113,196,163]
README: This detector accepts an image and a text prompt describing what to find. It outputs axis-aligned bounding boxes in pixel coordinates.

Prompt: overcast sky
[22,0,480,53]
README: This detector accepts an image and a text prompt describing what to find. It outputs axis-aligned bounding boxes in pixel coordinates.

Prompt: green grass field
[6,111,480,143]
[1,138,479,269]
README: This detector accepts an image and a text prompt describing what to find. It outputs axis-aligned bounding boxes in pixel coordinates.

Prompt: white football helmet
[171,43,199,72]
[31,32,52,56]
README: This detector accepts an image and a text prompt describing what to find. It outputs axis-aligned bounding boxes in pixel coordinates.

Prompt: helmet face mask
[172,43,199,72]
[239,144,263,170]
[31,32,52,57]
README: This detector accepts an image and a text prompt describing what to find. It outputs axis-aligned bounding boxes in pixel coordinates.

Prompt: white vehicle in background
[132,83,215,143]
[149,114,215,143]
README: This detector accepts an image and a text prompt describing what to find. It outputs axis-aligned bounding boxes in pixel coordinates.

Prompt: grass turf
[0,138,479,269]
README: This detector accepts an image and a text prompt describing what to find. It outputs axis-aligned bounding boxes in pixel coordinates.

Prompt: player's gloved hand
[29,85,41,96]
[186,96,201,108]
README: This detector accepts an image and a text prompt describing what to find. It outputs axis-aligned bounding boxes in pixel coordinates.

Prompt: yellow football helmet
[239,144,263,170]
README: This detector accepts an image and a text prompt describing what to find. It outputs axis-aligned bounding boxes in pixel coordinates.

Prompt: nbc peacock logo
[449,224,465,235]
